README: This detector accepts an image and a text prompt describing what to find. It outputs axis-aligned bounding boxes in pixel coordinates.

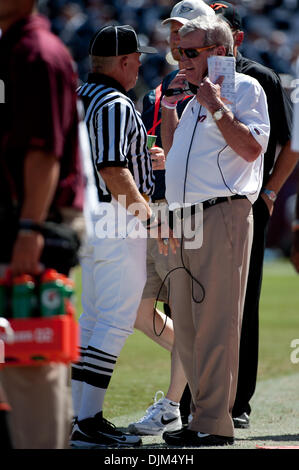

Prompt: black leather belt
[169,195,247,229]
[202,194,247,210]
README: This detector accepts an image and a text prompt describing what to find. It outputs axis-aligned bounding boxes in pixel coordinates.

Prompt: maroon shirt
[0,14,83,213]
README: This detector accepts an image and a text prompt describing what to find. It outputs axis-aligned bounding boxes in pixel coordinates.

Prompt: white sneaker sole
[128,420,182,436]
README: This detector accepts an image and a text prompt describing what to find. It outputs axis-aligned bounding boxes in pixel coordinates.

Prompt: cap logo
[209,3,229,11]
[178,5,193,14]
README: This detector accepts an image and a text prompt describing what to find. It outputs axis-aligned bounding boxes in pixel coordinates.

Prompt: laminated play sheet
[208,55,236,111]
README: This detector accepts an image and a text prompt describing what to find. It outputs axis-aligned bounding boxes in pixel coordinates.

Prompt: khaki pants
[168,198,253,437]
[0,364,72,449]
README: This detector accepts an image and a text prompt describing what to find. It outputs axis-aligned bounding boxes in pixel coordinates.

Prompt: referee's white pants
[78,234,147,358]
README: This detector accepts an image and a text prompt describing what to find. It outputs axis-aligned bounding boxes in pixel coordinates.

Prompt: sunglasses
[178,44,216,59]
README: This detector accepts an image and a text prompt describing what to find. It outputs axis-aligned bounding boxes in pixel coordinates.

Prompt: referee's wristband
[292,219,299,232]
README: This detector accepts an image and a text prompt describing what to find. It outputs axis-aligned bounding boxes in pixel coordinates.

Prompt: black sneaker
[233,412,250,429]
[70,412,142,448]
[163,427,234,447]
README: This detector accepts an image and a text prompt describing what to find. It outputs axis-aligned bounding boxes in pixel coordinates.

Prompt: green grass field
[73,257,299,421]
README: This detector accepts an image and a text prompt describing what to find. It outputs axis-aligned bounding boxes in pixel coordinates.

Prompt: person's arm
[10,150,60,275]
[261,141,299,214]
[100,165,179,252]
[101,164,179,256]
[99,166,151,221]
[210,109,261,162]
[9,47,77,276]
[197,77,263,162]
[96,97,153,222]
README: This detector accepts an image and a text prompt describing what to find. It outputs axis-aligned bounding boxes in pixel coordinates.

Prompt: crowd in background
[37,0,299,255]
[39,1,299,96]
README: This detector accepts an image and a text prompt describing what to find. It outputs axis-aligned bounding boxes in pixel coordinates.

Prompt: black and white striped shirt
[78,73,154,202]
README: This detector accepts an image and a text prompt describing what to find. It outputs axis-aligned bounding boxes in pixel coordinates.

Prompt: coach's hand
[196,76,224,111]
[165,69,188,103]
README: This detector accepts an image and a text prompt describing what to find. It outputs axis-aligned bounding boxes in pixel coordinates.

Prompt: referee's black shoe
[70,412,142,448]
[162,427,234,447]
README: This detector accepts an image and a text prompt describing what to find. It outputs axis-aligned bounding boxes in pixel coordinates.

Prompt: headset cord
[153,228,206,337]
[153,103,205,337]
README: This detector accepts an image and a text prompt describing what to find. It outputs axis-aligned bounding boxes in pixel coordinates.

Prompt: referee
[71,25,157,448]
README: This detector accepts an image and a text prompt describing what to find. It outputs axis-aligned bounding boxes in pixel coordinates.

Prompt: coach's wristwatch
[262,188,277,202]
[212,106,227,121]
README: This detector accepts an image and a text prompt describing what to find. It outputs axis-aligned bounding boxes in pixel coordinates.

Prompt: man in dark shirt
[207,1,299,428]
[0,0,83,448]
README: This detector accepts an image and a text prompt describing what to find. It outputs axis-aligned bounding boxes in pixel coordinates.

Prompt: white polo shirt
[165,72,270,206]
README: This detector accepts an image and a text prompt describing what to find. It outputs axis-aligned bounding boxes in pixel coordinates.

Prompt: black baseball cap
[207,2,242,30]
[89,24,157,56]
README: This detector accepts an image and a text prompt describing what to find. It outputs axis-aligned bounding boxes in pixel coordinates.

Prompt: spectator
[41,1,299,103]
[0,0,83,448]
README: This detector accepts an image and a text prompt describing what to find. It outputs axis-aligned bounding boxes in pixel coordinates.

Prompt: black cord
[153,104,205,337]
[152,249,205,337]
[217,144,263,196]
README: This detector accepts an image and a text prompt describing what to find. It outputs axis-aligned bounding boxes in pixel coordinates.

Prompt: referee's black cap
[89,25,157,57]
[207,2,242,30]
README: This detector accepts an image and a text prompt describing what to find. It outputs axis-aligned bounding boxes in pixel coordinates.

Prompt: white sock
[71,379,83,419]
[78,383,107,421]
[71,346,87,419]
